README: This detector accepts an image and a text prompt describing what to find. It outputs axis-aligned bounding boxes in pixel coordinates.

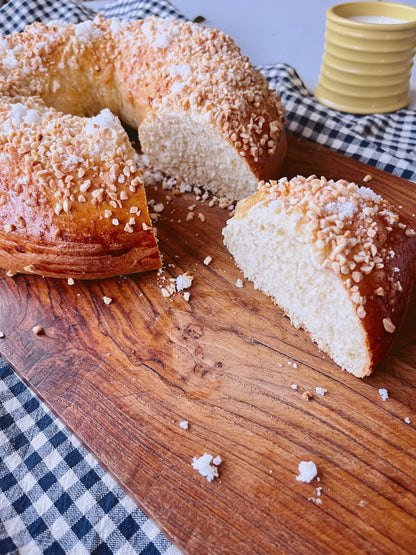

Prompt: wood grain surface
[0,134,415,554]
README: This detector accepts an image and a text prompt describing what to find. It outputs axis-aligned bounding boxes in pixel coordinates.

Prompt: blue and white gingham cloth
[1,0,415,553]
[0,361,180,555]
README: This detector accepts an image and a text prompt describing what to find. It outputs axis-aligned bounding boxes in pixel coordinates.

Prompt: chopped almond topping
[23,265,36,273]
[382,318,396,333]
[356,306,366,319]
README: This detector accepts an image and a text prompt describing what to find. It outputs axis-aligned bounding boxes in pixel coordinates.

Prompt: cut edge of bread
[223,206,373,378]
[140,112,260,200]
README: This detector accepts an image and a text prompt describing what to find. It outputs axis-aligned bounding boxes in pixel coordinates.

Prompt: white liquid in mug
[349,15,406,24]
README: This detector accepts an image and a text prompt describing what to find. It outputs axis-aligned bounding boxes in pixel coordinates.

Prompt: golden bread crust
[0,96,160,278]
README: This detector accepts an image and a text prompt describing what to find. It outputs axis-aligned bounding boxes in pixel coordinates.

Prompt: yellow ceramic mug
[315,1,416,114]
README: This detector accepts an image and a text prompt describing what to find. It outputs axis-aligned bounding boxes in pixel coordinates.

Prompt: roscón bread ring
[0,16,286,279]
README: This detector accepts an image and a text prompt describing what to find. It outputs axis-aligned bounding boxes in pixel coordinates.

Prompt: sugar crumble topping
[253,175,414,329]
[74,20,103,43]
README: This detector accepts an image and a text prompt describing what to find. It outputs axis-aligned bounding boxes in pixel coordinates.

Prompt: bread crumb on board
[404,417,411,424]
[102,296,113,305]
[296,461,318,483]
[179,420,189,430]
[235,278,243,288]
[192,453,222,482]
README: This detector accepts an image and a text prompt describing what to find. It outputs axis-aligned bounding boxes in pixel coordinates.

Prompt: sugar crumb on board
[156,266,194,301]
[315,387,327,396]
[176,272,193,292]
[378,388,389,401]
[308,486,323,505]
[192,453,222,482]
[296,460,318,483]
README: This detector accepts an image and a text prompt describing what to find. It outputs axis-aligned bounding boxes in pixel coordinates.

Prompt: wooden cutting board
[1,134,415,554]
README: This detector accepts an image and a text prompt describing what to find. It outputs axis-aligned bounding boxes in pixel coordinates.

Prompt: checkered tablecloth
[0,361,180,555]
[1,0,415,553]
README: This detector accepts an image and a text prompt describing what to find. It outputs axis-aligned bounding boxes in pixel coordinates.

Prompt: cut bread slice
[223,175,415,377]
[140,111,286,200]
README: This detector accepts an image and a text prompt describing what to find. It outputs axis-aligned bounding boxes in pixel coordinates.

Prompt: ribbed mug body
[315,2,416,114]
